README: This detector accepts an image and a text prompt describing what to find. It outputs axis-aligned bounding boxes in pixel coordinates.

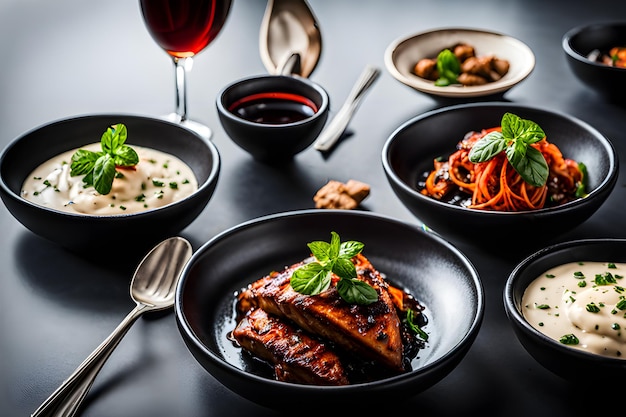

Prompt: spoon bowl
[31,237,193,417]
[259,0,322,77]
[130,236,193,308]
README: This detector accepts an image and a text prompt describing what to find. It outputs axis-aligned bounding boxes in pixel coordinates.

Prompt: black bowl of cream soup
[504,238,626,382]
[0,114,220,256]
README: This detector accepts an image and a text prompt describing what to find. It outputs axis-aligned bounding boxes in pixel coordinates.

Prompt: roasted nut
[453,44,475,62]
[314,179,370,209]
[457,72,487,85]
[413,58,438,80]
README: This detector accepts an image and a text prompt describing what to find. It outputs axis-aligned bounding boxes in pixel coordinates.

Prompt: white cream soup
[21,143,198,215]
[522,261,626,359]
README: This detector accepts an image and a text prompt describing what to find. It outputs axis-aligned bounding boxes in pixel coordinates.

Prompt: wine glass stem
[173,57,192,123]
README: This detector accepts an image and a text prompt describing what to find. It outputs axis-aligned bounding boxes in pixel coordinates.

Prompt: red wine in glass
[140,0,232,138]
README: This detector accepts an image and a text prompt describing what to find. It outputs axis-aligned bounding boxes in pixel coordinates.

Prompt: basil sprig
[290,232,379,305]
[435,49,461,86]
[468,112,549,187]
[70,124,139,195]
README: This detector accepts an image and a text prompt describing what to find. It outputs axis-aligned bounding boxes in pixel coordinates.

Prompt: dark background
[1,0,625,415]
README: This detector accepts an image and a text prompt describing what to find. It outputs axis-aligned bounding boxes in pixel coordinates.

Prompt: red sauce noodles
[419,127,585,212]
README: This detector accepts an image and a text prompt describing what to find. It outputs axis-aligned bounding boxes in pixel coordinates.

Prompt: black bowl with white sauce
[0,113,220,256]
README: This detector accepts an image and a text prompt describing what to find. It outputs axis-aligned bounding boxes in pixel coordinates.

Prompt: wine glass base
[162,113,213,140]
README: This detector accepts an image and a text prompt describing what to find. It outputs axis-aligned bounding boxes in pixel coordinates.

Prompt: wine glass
[139,0,233,139]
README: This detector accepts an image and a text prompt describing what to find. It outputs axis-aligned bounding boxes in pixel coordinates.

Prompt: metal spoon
[31,236,193,417]
[259,0,322,77]
[314,65,381,152]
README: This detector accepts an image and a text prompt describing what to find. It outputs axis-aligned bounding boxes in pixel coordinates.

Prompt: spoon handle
[31,304,148,417]
[313,65,381,151]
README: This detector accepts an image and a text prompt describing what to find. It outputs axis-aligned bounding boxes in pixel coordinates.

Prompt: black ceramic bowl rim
[216,74,330,128]
[174,209,484,402]
[381,102,618,219]
[504,238,626,367]
[0,113,220,220]
[562,21,626,72]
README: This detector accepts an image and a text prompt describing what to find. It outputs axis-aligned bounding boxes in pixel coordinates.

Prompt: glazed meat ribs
[233,307,349,385]
[233,253,408,385]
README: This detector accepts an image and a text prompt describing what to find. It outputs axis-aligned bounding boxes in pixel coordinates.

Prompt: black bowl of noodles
[382,102,618,248]
[0,113,220,256]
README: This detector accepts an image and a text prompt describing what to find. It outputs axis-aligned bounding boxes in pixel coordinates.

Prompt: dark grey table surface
[2,0,625,416]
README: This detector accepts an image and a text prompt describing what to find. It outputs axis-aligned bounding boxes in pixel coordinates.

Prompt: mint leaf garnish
[70,123,139,195]
[336,278,379,305]
[290,232,378,305]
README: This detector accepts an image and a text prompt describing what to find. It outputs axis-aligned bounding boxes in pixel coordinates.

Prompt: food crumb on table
[313,179,370,209]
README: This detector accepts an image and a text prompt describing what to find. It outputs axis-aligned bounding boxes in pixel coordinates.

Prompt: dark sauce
[416,168,472,208]
[228,92,318,124]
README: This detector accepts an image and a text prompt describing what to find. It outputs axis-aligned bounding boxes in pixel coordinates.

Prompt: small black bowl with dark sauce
[217,75,329,162]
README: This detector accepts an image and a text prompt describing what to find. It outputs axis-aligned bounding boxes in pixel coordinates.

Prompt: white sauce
[522,261,626,359]
[21,143,198,215]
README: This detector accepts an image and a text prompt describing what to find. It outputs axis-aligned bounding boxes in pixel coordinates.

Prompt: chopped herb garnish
[595,272,617,285]
[559,334,579,345]
[586,303,601,313]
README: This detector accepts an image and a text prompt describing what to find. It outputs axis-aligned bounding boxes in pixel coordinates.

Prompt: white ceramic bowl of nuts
[384,27,535,98]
